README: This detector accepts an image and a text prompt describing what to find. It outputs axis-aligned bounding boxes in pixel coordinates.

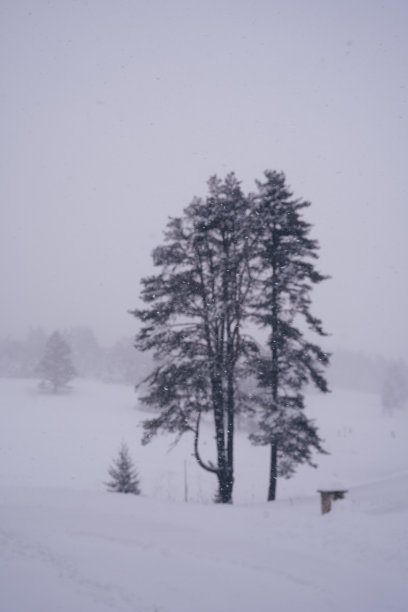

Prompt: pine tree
[106,442,141,494]
[249,170,330,501]
[131,170,330,503]
[37,331,76,393]
[131,174,256,503]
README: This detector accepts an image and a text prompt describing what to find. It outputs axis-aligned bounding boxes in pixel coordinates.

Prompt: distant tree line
[0,327,151,385]
[1,328,402,399]
[329,349,407,395]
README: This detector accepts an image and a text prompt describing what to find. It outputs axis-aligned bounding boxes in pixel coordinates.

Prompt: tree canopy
[248,170,330,500]
[131,170,329,503]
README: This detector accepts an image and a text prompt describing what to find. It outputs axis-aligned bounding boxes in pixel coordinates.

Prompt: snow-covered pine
[131,173,256,504]
[249,170,330,501]
[36,331,76,393]
[106,442,141,495]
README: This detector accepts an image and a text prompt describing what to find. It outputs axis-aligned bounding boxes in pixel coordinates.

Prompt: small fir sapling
[106,442,141,494]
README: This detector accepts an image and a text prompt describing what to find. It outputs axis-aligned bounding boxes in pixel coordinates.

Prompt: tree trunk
[224,361,235,504]
[268,242,279,502]
[211,366,232,503]
[216,468,233,503]
[267,443,278,501]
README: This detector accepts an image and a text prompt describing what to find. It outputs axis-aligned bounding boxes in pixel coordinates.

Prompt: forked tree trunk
[216,466,233,503]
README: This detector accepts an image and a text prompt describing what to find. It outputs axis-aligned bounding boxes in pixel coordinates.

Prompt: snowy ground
[0,378,407,611]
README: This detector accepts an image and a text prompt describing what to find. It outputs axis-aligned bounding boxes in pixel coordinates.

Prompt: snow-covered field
[0,378,407,611]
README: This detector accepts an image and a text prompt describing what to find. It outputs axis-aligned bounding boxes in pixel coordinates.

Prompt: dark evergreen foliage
[36,331,76,393]
[131,170,330,503]
[249,170,329,500]
[131,174,257,503]
[106,442,141,495]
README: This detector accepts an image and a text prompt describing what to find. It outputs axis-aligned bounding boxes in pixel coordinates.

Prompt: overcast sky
[1,0,407,359]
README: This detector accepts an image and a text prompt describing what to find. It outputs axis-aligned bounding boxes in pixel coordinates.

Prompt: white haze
[0,0,407,359]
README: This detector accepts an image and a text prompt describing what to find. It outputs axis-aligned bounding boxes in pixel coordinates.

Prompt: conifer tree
[131,170,330,504]
[131,174,256,503]
[106,442,141,494]
[37,331,76,393]
[250,170,329,501]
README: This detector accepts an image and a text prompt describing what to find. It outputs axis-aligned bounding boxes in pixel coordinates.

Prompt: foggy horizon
[1,0,407,360]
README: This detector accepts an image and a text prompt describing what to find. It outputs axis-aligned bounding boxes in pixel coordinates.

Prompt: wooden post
[318,489,347,515]
[320,491,332,514]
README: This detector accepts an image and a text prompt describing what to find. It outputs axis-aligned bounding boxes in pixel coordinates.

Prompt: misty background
[1,0,407,380]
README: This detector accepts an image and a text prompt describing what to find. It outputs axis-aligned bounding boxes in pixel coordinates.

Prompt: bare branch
[193,411,218,474]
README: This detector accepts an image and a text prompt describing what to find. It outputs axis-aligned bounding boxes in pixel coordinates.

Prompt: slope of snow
[0,378,407,611]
